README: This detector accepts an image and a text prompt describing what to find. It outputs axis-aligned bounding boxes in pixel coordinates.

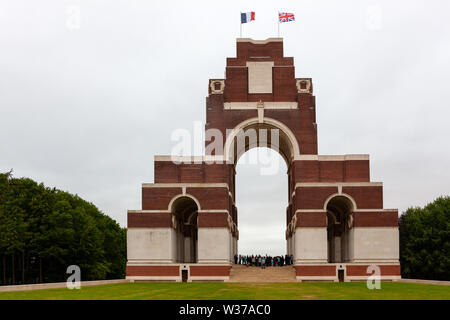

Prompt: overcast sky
[1,0,449,255]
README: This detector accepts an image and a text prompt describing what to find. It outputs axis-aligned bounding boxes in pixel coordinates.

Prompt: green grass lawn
[0,282,449,300]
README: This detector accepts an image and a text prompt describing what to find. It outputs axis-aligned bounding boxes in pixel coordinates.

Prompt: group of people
[234,254,293,268]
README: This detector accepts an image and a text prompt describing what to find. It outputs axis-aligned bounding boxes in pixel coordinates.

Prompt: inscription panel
[246,61,274,93]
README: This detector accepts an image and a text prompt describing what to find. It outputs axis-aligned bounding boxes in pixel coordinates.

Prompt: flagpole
[240,12,242,38]
[277,12,280,38]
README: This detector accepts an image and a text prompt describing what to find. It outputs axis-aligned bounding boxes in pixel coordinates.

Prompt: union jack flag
[279,12,295,23]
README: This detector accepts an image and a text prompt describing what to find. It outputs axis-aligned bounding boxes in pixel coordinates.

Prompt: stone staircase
[228,264,297,282]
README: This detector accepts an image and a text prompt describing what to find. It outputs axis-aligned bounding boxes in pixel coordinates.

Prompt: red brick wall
[345,160,370,182]
[154,161,233,184]
[292,160,319,182]
[353,210,398,227]
[142,187,181,210]
[198,211,228,228]
[126,266,179,277]
[296,211,327,227]
[224,67,248,102]
[295,265,336,276]
[128,211,172,228]
[187,187,230,211]
[319,161,345,182]
[346,265,401,276]
[189,265,231,277]
[343,186,383,209]
[292,160,370,183]
[296,187,338,210]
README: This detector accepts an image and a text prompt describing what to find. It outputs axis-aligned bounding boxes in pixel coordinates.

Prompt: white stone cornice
[142,183,229,189]
[236,38,283,44]
[295,182,382,188]
[128,210,171,214]
[197,209,230,214]
[224,102,298,110]
[292,154,370,161]
[154,155,226,163]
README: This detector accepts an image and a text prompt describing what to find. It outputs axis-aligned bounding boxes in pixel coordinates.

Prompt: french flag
[241,12,255,24]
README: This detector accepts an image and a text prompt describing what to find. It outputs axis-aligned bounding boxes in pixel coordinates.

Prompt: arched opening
[235,147,289,258]
[224,117,300,165]
[326,196,354,263]
[170,196,199,263]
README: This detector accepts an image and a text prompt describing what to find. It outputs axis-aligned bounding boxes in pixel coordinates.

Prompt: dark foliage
[0,171,126,285]
[399,196,450,281]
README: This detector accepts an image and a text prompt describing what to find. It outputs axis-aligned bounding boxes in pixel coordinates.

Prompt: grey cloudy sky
[1,0,449,255]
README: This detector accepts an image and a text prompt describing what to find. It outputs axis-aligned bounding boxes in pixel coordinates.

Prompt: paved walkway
[398,278,450,286]
[228,265,297,282]
[0,279,130,292]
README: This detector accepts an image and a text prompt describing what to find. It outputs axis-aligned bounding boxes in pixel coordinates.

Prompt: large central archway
[223,117,301,165]
[235,147,288,257]
[223,118,296,259]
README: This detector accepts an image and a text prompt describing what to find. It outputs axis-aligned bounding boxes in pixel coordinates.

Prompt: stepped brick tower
[126,38,401,282]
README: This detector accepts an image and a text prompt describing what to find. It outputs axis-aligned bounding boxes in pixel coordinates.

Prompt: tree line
[0,171,126,285]
[399,196,450,281]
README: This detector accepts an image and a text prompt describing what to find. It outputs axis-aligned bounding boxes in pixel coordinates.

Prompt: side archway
[169,194,199,263]
[324,195,356,263]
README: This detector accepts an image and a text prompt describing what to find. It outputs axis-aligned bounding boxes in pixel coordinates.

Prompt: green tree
[399,196,450,280]
[0,171,127,285]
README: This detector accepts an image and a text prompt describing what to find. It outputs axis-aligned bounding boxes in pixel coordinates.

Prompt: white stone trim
[128,210,171,214]
[345,276,401,282]
[292,154,370,161]
[355,209,398,213]
[294,259,329,264]
[154,153,368,164]
[351,259,400,264]
[296,276,337,282]
[318,155,369,161]
[198,209,230,214]
[197,259,231,264]
[154,155,226,163]
[168,193,202,211]
[224,102,298,110]
[295,182,382,188]
[190,276,229,282]
[209,79,225,94]
[294,209,327,213]
[296,79,311,93]
[127,260,175,265]
[127,276,181,282]
[246,61,274,94]
[142,183,229,189]
[294,155,318,160]
[224,116,301,162]
[236,38,283,44]
[323,193,357,211]
[257,101,264,123]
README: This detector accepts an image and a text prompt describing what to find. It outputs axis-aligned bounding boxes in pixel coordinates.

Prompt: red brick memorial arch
[126,38,400,282]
